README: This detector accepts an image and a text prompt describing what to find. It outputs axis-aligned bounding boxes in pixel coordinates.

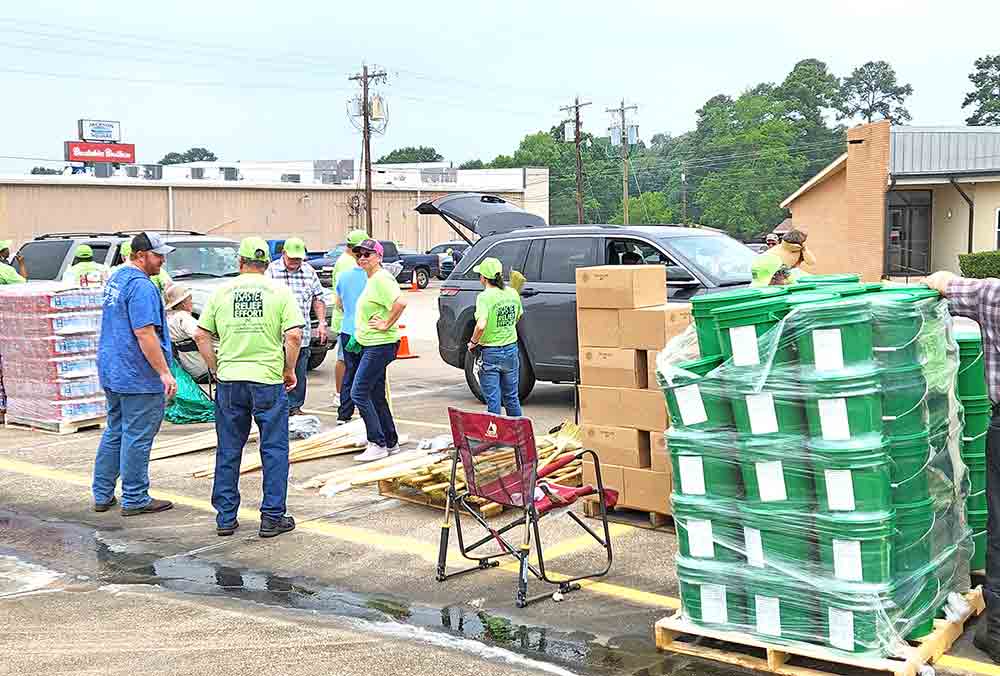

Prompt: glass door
[886,191,932,276]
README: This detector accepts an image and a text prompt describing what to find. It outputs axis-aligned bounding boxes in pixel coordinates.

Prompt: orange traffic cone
[395,324,418,360]
[407,269,420,292]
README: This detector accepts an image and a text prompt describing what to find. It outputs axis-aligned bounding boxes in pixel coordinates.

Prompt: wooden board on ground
[5,415,105,436]
[654,586,984,676]
[378,479,504,519]
[582,496,671,530]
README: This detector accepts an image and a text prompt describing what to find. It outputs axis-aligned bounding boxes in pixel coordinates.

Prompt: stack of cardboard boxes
[575,266,692,515]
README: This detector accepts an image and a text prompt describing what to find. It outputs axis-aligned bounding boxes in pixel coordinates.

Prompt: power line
[559,97,592,224]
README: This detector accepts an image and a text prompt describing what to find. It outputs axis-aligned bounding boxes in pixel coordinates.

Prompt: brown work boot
[121,498,174,517]
[93,496,118,513]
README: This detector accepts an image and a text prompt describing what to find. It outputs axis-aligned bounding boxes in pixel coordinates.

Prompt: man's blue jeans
[480,343,522,417]
[212,381,289,527]
[288,346,311,411]
[338,332,359,422]
[351,342,398,448]
[92,389,165,510]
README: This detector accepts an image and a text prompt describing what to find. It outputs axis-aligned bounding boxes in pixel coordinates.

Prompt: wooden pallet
[582,495,672,530]
[655,586,984,676]
[377,479,505,518]
[5,415,105,436]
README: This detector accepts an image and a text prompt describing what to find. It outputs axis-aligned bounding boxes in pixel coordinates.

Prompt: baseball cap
[75,244,94,260]
[473,257,503,279]
[239,236,271,263]
[346,230,367,247]
[283,237,307,259]
[0,239,11,252]
[164,283,193,310]
[353,239,384,256]
[119,241,132,257]
[131,232,175,256]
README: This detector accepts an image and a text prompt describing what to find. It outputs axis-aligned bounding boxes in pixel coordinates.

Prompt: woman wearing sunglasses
[350,239,408,462]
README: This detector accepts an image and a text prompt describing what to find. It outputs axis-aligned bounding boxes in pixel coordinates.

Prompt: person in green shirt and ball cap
[62,244,111,286]
[467,257,524,416]
[329,229,368,407]
[0,239,25,284]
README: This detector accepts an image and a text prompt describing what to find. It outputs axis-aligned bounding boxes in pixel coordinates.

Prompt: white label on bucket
[828,607,855,651]
[678,455,707,495]
[676,384,708,426]
[818,397,851,441]
[813,329,845,371]
[730,325,761,367]
[744,526,765,568]
[746,393,779,435]
[755,595,782,637]
[832,539,864,581]
[701,584,728,624]
[824,469,856,511]
[756,460,788,502]
[687,519,715,558]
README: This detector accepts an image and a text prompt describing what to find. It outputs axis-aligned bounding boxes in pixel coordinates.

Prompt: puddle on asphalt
[0,509,700,676]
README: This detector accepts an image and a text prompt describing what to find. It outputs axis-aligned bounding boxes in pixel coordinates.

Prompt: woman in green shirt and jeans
[467,257,524,417]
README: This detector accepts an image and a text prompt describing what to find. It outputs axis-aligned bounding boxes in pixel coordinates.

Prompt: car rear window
[17,240,72,280]
[538,237,594,284]
[463,239,529,280]
[380,241,399,258]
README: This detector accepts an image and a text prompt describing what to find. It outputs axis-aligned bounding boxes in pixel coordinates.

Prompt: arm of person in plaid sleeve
[926,270,1000,323]
[307,263,328,345]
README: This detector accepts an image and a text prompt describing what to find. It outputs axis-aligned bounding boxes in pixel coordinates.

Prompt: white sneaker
[354,443,388,463]
[332,392,341,407]
[387,444,403,455]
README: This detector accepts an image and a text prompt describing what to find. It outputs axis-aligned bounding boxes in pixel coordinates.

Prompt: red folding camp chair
[436,408,618,607]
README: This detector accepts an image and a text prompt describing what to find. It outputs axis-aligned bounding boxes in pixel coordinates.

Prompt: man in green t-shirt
[329,229,367,405]
[0,240,25,284]
[194,236,305,539]
[62,244,111,286]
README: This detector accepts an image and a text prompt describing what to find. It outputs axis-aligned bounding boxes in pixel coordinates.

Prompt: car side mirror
[665,265,698,285]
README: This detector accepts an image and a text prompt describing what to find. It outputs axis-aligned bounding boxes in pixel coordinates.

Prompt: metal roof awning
[415,193,546,244]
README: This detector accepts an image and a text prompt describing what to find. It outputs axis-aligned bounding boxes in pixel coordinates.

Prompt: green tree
[376,146,443,163]
[610,192,675,224]
[31,166,62,175]
[776,58,846,180]
[963,55,1000,126]
[159,147,218,165]
[837,61,913,124]
[458,159,485,169]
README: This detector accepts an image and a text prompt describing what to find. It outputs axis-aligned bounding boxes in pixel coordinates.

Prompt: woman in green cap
[467,256,523,416]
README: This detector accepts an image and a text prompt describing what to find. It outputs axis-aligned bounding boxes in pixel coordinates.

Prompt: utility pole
[607,100,637,224]
[349,64,388,236]
[559,97,591,224]
[681,163,688,223]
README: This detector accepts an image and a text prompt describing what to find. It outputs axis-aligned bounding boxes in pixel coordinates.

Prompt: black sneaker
[217,520,240,537]
[259,515,295,539]
[93,496,118,513]
[121,498,174,517]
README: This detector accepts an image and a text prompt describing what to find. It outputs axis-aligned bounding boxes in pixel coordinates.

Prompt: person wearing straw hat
[330,229,368,407]
[0,240,25,284]
[751,229,817,287]
[467,256,524,417]
[61,244,111,286]
[164,283,211,381]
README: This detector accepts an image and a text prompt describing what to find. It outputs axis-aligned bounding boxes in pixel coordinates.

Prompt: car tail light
[439,288,459,297]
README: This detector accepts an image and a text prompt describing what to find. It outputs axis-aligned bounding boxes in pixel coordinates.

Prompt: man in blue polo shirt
[92,232,178,516]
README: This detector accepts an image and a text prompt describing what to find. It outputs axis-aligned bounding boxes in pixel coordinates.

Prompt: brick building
[781,121,1000,280]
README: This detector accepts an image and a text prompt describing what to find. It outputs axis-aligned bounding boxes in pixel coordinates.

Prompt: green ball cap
[347,230,367,246]
[283,237,307,259]
[239,236,271,263]
[75,244,94,259]
[473,257,502,279]
[0,239,12,252]
[119,241,132,257]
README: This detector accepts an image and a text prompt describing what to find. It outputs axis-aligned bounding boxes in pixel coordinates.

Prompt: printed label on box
[832,539,863,581]
[675,384,708,426]
[678,455,707,495]
[744,526,765,568]
[755,595,782,637]
[824,469,856,511]
[755,460,788,502]
[818,397,851,441]
[746,392,779,435]
[730,325,761,367]
[687,518,715,558]
[828,607,855,651]
[813,329,845,371]
[700,584,728,624]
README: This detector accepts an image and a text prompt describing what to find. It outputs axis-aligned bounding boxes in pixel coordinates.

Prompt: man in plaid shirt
[927,270,1000,660]
[267,238,327,415]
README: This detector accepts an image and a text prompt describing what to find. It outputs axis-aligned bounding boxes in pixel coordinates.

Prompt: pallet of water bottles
[3,375,102,402]
[0,283,102,314]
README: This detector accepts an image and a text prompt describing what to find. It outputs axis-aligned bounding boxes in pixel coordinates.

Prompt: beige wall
[788,166,846,276]
[930,184,974,273]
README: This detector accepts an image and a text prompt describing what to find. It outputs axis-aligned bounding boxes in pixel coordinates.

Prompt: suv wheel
[463,343,535,404]
[415,267,430,289]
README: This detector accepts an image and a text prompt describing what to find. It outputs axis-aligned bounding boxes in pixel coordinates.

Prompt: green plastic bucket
[669,428,742,499]
[785,282,820,293]
[817,510,895,583]
[677,556,746,628]
[870,289,939,368]
[823,282,884,297]
[745,570,818,643]
[881,364,928,438]
[795,298,874,371]
[691,286,787,358]
[894,497,935,575]
[895,573,937,640]
[962,395,992,438]
[729,383,806,437]
[662,356,733,431]
[802,365,883,441]
[739,435,815,508]
[818,581,896,653]
[740,502,815,568]
[963,428,988,458]
[799,273,862,285]
[673,494,743,562]
[888,431,931,504]
[957,332,987,398]
[969,508,987,570]
[714,296,790,367]
[809,434,891,512]
[965,452,986,512]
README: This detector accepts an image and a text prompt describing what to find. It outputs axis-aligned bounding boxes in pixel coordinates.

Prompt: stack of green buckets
[957,331,988,570]
[664,278,970,656]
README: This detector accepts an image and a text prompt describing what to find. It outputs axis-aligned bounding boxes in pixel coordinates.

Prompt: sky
[1,0,998,172]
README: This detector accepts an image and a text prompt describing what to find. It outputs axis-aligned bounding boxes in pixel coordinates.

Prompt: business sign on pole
[64,141,136,164]
[77,119,122,142]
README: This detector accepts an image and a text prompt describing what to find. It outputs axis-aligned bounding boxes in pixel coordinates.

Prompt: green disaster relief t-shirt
[329,252,357,334]
[475,286,522,347]
[354,269,402,347]
[198,274,305,384]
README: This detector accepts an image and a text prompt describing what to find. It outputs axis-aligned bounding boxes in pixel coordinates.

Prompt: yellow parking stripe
[937,655,1000,675]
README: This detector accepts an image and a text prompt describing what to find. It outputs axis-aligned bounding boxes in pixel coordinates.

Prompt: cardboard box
[620,303,693,350]
[580,348,647,389]
[583,460,624,491]
[622,467,672,514]
[582,424,650,468]
[650,430,668,473]
[577,308,620,347]
[647,351,659,390]
[579,385,669,431]
[576,265,666,309]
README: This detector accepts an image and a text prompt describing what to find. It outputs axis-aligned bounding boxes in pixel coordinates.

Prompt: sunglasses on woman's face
[353,249,376,258]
